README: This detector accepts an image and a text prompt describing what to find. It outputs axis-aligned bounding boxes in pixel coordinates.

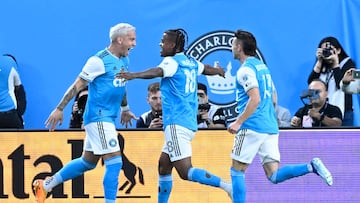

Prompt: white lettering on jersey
[113,78,126,87]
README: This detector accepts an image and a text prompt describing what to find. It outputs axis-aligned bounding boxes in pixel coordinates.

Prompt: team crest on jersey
[109,138,118,147]
[186,30,266,122]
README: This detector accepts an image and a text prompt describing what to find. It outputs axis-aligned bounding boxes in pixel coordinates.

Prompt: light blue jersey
[79,49,128,125]
[158,53,204,131]
[0,55,21,112]
[235,57,278,134]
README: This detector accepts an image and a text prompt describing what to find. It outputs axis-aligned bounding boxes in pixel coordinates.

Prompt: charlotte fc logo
[186,30,266,122]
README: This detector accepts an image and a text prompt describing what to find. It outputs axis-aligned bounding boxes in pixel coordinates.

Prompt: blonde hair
[109,23,135,42]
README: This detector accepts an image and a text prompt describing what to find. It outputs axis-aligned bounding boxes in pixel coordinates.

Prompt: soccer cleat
[311,158,333,186]
[33,179,47,203]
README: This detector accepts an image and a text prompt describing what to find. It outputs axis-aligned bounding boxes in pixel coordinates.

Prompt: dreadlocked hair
[165,28,188,53]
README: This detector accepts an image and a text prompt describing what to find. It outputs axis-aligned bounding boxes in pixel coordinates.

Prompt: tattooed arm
[45,77,88,131]
[56,77,88,111]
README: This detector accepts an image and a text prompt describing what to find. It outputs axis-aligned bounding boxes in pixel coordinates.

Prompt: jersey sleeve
[79,56,105,82]
[158,57,178,78]
[196,60,205,76]
[237,66,258,92]
[341,80,360,94]
[10,68,22,86]
[136,117,146,128]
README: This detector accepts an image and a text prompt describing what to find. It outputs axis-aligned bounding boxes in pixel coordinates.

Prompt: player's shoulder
[95,49,110,59]
[0,55,17,70]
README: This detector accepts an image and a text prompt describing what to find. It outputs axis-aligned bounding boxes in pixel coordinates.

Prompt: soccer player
[33,23,137,203]
[118,28,232,202]
[227,30,333,202]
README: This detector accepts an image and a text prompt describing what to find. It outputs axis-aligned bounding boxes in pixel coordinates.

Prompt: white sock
[43,175,61,192]
[220,180,232,193]
[308,163,313,173]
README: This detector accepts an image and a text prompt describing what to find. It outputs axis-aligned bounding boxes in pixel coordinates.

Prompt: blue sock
[103,156,122,203]
[187,167,220,187]
[269,163,310,184]
[58,157,96,182]
[231,167,246,203]
[158,174,172,203]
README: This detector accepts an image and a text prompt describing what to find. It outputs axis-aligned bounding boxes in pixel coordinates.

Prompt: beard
[311,101,322,108]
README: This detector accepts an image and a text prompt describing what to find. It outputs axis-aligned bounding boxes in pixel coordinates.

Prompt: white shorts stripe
[162,124,195,162]
[170,124,181,157]
[234,129,246,156]
[231,129,280,164]
[97,122,107,150]
[84,122,120,155]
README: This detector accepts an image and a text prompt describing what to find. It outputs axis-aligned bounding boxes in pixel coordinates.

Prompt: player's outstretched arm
[202,64,225,77]
[117,67,164,80]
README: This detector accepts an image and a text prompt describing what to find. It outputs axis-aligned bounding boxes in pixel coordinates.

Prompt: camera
[322,47,332,58]
[300,89,320,100]
[353,70,360,79]
[300,89,320,108]
[198,103,211,111]
[154,111,162,118]
[322,42,332,58]
[77,94,88,115]
[197,103,211,124]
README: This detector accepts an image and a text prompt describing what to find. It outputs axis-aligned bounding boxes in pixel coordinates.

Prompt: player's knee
[86,164,96,171]
[158,165,172,175]
[178,170,188,180]
[82,157,97,171]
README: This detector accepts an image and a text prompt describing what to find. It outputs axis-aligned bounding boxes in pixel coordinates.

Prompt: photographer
[340,68,360,94]
[197,83,226,128]
[136,82,163,128]
[307,36,357,126]
[291,79,342,127]
[69,86,88,128]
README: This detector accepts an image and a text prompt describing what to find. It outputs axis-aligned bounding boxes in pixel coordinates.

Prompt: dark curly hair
[164,28,188,53]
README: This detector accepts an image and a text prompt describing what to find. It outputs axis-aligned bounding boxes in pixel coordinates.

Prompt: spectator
[272,86,291,127]
[197,82,226,128]
[136,82,163,128]
[307,36,357,126]
[291,79,342,127]
[340,68,360,94]
[69,86,88,128]
[0,54,26,129]
[275,105,291,127]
